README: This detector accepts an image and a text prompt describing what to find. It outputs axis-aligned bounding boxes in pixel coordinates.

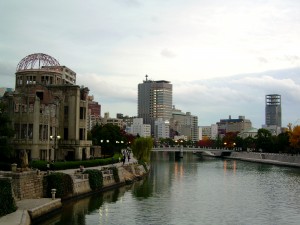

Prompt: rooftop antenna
[145,74,148,81]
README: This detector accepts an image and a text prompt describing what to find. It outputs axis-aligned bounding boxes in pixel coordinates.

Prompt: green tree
[90,124,126,155]
[131,137,153,162]
[243,136,256,151]
[0,103,15,160]
[274,132,290,153]
[255,128,273,152]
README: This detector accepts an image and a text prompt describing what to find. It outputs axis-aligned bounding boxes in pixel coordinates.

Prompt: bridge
[151,146,232,158]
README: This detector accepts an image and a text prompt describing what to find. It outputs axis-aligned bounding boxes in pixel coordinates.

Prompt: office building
[265,94,281,127]
[154,118,170,139]
[199,124,218,140]
[217,115,252,137]
[127,118,151,137]
[169,106,199,141]
[137,75,172,136]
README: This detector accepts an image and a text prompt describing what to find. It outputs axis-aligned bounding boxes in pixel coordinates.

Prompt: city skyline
[1,0,300,128]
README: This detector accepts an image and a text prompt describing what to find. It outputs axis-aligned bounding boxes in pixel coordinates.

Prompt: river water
[38,152,300,225]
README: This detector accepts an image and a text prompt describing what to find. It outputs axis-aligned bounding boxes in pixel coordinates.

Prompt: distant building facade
[100,112,124,128]
[138,75,172,136]
[199,124,218,140]
[154,118,170,139]
[87,95,101,131]
[217,115,252,137]
[127,118,151,137]
[1,53,92,161]
[265,94,281,127]
[169,106,199,141]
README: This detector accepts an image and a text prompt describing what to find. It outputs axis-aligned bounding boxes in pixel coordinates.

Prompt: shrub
[30,155,120,171]
[46,172,74,198]
[30,160,48,171]
[0,178,17,217]
[83,169,103,190]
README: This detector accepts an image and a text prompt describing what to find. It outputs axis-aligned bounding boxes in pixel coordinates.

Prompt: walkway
[0,154,137,225]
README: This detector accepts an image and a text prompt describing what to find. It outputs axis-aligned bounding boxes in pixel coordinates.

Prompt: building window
[40,149,47,161]
[79,128,85,140]
[64,128,68,140]
[64,106,68,118]
[80,107,86,119]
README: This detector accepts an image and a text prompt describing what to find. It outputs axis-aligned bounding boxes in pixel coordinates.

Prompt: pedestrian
[122,154,126,165]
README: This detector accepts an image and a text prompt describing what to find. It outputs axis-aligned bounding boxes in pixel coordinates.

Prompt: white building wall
[128,118,151,137]
[154,118,170,139]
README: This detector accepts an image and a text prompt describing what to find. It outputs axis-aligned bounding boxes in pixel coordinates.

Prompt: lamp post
[100,140,109,156]
[50,135,60,161]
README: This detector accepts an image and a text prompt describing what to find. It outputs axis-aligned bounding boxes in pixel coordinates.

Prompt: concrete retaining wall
[229,152,300,166]
[0,170,44,200]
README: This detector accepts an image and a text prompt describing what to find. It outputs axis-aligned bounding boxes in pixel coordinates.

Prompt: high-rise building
[265,94,281,127]
[137,75,172,135]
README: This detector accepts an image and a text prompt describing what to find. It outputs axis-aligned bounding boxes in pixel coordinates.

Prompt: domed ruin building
[3,53,92,161]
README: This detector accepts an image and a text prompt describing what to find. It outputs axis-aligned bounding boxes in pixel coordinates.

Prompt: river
[38,152,300,225]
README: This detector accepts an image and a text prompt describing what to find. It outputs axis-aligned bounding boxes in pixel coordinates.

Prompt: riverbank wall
[226,152,300,168]
[0,161,149,225]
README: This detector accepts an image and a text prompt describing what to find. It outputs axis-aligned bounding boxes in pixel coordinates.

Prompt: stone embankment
[0,160,149,225]
[227,151,300,167]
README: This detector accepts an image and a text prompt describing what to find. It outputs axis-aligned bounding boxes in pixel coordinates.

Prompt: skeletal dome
[16,53,60,71]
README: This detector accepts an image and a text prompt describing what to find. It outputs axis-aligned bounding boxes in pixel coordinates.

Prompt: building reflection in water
[223,160,237,174]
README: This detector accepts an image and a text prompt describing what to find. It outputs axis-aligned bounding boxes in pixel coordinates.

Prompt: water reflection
[39,152,300,225]
[223,159,237,174]
[37,185,131,225]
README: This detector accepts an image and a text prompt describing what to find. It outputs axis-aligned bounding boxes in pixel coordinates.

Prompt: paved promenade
[0,199,52,225]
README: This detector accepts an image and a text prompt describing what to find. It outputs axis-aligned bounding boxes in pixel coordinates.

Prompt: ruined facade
[2,53,92,161]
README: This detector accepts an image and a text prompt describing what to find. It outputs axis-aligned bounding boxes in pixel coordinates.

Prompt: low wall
[229,152,300,167]
[0,170,44,200]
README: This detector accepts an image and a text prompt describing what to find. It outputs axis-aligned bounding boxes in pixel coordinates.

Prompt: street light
[50,135,61,161]
[100,140,110,156]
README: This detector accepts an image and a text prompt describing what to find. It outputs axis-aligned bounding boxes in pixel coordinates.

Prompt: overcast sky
[1,0,300,128]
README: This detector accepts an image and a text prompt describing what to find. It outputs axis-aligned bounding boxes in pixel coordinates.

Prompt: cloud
[172,68,300,127]
[160,49,176,58]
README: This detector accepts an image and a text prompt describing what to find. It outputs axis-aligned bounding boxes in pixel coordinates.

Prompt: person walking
[122,154,126,165]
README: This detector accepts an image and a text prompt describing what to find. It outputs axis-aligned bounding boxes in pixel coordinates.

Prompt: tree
[289,126,300,152]
[0,102,15,160]
[131,137,153,162]
[243,136,256,151]
[90,124,126,156]
[255,128,273,152]
[197,137,213,147]
[274,131,290,153]
[222,132,239,149]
